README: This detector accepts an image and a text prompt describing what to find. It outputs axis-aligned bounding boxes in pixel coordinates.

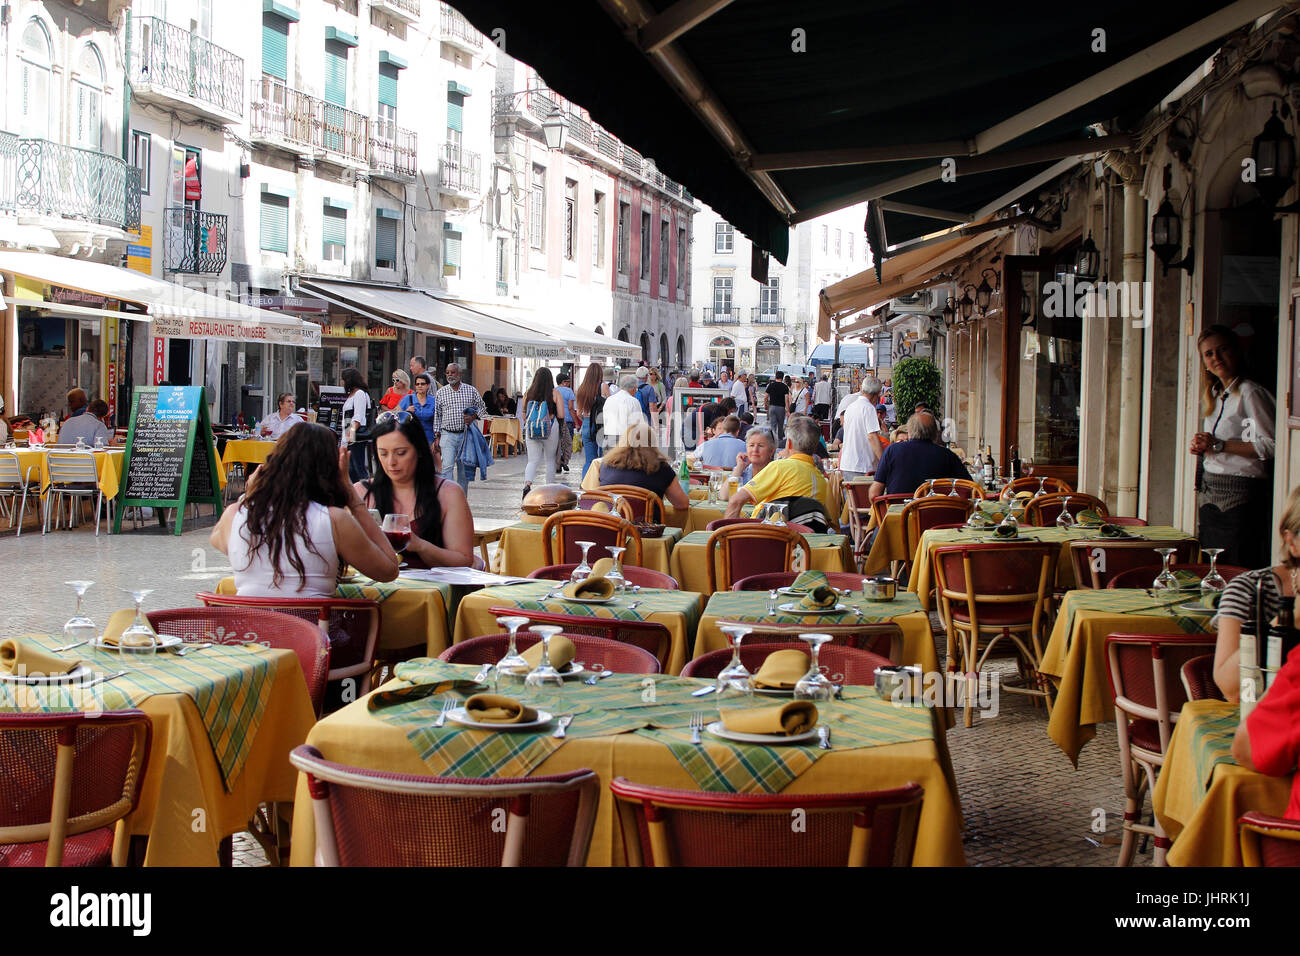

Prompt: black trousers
[1199,483,1271,570]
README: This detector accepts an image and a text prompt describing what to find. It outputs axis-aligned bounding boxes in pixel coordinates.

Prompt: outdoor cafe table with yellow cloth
[217,573,455,656]
[863,499,1027,576]
[669,530,855,595]
[1152,699,1292,866]
[0,631,315,866]
[1038,589,1214,765]
[220,437,276,477]
[494,519,681,577]
[289,659,965,866]
[907,524,1198,611]
[482,416,521,451]
[12,447,125,501]
[453,580,703,675]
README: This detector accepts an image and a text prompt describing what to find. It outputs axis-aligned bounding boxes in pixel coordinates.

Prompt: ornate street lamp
[542,107,568,151]
[941,295,957,330]
[1150,197,1193,276]
[1251,102,1296,208]
[958,285,976,323]
[1074,232,1100,282]
[975,269,999,316]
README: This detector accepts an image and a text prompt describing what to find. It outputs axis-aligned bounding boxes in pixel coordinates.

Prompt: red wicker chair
[1022,492,1108,526]
[527,564,680,589]
[440,633,660,674]
[705,517,813,534]
[731,571,867,592]
[1106,516,1149,527]
[703,619,903,661]
[1106,562,1247,589]
[290,746,599,866]
[1105,632,1218,866]
[1000,476,1073,500]
[149,606,330,716]
[1067,539,1200,589]
[576,491,636,521]
[196,592,378,709]
[869,493,911,531]
[1239,812,1300,866]
[1179,654,1226,702]
[610,777,924,866]
[487,607,673,670]
[682,642,893,685]
[596,484,666,524]
[914,478,985,499]
[541,510,643,566]
[842,480,874,570]
[900,497,973,579]
[0,711,151,867]
[705,522,806,593]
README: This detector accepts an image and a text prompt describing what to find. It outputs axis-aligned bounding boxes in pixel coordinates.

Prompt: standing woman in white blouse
[1189,325,1276,568]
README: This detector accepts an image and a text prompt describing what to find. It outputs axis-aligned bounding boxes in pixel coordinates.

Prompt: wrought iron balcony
[438,143,480,195]
[703,307,738,325]
[2,134,140,232]
[164,207,227,275]
[440,2,482,51]
[250,76,369,166]
[751,308,786,325]
[373,0,420,24]
[370,122,417,181]
[129,17,244,122]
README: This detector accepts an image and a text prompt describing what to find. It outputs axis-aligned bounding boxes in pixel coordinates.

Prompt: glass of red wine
[382,513,412,554]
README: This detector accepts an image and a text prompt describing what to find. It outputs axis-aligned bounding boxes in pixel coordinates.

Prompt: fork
[817,726,832,750]
[625,601,642,611]
[434,696,454,728]
[552,714,574,738]
[172,642,212,657]
[52,639,91,653]
[690,711,705,745]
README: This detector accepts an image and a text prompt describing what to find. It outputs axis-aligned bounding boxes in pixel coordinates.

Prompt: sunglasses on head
[377,410,415,425]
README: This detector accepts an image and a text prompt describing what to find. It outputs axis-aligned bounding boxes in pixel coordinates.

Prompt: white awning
[433,296,643,361]
[0,250,321,346]
[297,279,471,339]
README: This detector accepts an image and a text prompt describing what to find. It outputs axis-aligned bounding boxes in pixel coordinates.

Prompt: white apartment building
[691,200,869,373]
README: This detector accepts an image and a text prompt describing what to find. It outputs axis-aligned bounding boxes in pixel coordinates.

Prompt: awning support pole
[1116,162,1146,516]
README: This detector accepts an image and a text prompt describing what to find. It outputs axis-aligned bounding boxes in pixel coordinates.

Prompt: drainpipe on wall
[1106,150,1146,516]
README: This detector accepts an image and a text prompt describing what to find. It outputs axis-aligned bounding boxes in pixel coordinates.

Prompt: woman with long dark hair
[341,366,372,482]
[1190,325,1276,568]
[354,413,475,568]
[576,361,604,479]
[521,366,560,500]
[210,422,399,596]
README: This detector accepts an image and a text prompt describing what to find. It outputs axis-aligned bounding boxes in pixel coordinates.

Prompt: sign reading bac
[113,386,223,535]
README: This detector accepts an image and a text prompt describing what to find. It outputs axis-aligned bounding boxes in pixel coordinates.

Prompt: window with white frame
[74,46,105,150]
[821,225,828,253]
[564,179,577,261]
[322,205,347,262]
[375,211,399,269]
[593,191,606,268]
[760,276,780,315]
[848,232,854,260]
[617,201,630,274]
[712,276,732,315]
[19,20,54,140]
[530,165,545,251]
[640,210,652,279]
[659,219,669,285]
[835,229,841,256]
[677,226,686,289]
[715,222,734,253]
[132,131,152,195]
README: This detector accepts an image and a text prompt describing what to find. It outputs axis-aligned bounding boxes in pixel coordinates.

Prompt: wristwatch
[1210,438,1225,453]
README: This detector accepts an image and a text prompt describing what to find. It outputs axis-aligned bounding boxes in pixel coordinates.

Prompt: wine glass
[606,546,628,593]
[524,625,566,690]
[715,623,754,695]
[1022,456,1034,477]
[1152,548,1180,592]
[1055,496,1076,527]
[707,473,720,505]
[381,513,411,554]
[947,479,960,497]
[1034,476,1049,499]
[118,587,159,662]
[998,509,1019,534]
[610,493,627,520]
[494,615,531,677]
[571,541,596,582]
[1200,548,1228,597]
[63,581,97,648]
[965,506,984,529]
[793,634,838,701]
[768,503,788,526]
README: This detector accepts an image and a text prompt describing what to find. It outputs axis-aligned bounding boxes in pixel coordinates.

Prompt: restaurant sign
[151,313,322,347]
[323,321,399,340]
[478,338,569,359]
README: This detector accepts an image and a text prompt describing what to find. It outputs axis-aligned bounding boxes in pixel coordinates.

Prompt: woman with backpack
[521,366,561,501]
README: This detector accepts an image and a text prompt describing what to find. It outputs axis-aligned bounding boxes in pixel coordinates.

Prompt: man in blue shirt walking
[555,371,578,474]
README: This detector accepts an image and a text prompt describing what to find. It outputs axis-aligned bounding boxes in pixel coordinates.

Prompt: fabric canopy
[448,0,1274,262]
[436,297,645,361]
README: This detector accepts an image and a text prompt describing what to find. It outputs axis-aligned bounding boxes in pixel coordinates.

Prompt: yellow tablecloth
[453,583,703,675]
[484,417,521,453]
[668,530,855,594]
[12,447,124,501]
[495,521,680,577]
[217,575,452,656]
[221,438,277,471]
[1153,700,1292,866]
[1038,590,1212,764]
[289,673,965,866]
[863,511,907,574]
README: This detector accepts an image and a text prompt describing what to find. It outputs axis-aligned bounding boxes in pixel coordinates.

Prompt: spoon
[584,669,614,685]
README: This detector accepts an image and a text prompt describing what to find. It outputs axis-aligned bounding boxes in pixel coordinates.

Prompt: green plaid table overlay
[678,530,848,551]
[921,524,1193,547]
[703,589,925,626]
[472,581,702,635]
[1058,589,1214,641]
[0,634,276,789]
[1187,705,1240,795]
[337,575,453,606]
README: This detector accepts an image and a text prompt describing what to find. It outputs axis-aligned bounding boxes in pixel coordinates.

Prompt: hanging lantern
[1074,232,1100,282]
[1150,197,1191,275]
[1252,102,1296,207]
[958,285,975,322]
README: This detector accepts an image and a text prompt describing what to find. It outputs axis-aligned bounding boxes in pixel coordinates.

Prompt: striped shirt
[1217,568,1282,631]
[433,382,487,433]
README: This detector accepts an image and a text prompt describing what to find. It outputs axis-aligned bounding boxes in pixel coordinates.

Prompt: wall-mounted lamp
[958,285,976,323]
[1074,232,1100,282]
[975,269,999,316]
[1150,197,1193,276]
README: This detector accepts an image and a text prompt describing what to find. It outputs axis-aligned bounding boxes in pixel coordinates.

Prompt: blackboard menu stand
[113,386,224,535]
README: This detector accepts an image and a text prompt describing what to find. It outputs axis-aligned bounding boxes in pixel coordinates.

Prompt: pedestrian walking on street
[576,362,605,480]
[554,370,578,474]
[432,362,487,494]
[521,366,561,501]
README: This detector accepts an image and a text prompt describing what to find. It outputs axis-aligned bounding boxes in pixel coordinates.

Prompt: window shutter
[443,224,462,267]
[375,215,398,265]
[324,39,348,107]
[447,92,464,133]
[262,14,290,81]
[378,62,399,109]
[259,194,289,253]
[322,206,346,245]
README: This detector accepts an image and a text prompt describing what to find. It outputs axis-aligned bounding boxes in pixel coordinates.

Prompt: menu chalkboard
[114,386,223,535]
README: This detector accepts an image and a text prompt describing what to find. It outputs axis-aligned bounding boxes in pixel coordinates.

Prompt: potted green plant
[892,357,941,424]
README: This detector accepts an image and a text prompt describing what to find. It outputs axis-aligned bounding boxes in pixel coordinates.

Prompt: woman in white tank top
[211,422,400,597]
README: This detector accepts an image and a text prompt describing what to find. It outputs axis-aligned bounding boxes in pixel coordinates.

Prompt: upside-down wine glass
[1034,476,1049,499]
[1200,548,1228,597]
[715,623,754,696]
[1152,548,1180,592]
[494,615,531,677]
[948,479,960,497]
[571,541,596,582]
[606,546,628,593]
[63,581,96,648]
[118,587,159,662]
[1055,495,1076,527]
[524,625,566,690]
[793,634,838,701]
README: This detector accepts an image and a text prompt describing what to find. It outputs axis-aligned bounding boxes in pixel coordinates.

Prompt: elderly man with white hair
[730,369,749,417]
[601,372,644,451]
[839,375,885,480]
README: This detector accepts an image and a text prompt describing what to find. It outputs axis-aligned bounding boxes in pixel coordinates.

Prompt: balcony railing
[704,307,738,325]
[374,0,420,21]
[440,2,482,48]
[751,308,785,325]
[130,17,244,120]
[439,143,480,194]
[1,134,140,232]
[164,206,227,274]
[370,122,417,180]
[250,76,369,165]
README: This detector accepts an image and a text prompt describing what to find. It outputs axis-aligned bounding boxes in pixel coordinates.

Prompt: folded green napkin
[1077,509,1105,526]
[788,570,829,593]
[993,524,1019,539]
[1097,523,1132,538]
[798,585,838,610]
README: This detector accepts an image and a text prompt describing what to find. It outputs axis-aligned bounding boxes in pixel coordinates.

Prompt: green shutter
[443,225,462,267]
[260,194,289,253]
[378,63,399,109]
[322,206,346,245]
[447,92,464,133]
[375,215,397,265]
[324,39,348,107]
[262,14,290,81]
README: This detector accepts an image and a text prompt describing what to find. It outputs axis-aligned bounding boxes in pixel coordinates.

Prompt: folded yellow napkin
[1014,491,1034,500]
[983,510,1006,524]
[589,557,614,577]
[98,608,142,647]
[751,649,810,689]
[562,575,615,600]
[798,585,838,610]
[0,638,82,677]
[590,501,611,513]
[720,701,818,736]
[520,634,577,671]
[788,570,829,593]
[464,693,539,724]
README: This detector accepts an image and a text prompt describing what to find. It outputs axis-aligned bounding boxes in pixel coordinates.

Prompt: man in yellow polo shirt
[724,415,831,517]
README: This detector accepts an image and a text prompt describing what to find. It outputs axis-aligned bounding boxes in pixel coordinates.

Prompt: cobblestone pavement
[0,449,1148,866]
